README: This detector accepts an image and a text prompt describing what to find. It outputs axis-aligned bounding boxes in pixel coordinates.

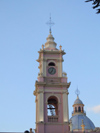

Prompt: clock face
[48,67,56,75]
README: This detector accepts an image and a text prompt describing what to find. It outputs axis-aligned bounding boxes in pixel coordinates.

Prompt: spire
[45,15,58,50]
[45,16,57,50]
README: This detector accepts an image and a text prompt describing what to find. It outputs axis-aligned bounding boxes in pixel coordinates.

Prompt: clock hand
[49,69,53,73]
[51,69,53,73]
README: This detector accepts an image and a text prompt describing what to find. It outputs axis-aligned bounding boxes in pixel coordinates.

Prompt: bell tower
[34,30,71,133]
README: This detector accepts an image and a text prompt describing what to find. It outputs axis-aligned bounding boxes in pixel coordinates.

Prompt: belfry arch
[47,96,58,116]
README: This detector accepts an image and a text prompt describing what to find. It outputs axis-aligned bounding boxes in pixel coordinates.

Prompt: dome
[74,96,83,105]
[70,114,95,131]
[44,31,57,50]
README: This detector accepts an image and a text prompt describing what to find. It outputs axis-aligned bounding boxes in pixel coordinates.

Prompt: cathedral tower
[34,31,70,133]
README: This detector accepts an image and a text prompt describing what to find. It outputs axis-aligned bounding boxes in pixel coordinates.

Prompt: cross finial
[75,88,80,97]
[46,14,55,33]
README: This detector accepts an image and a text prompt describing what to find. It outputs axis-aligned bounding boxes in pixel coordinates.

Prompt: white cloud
[87,105,100,114]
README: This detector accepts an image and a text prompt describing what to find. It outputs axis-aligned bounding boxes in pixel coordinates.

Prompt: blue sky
[0,0,100,132]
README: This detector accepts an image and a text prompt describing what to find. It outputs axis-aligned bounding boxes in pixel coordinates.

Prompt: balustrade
[48,116,58,122]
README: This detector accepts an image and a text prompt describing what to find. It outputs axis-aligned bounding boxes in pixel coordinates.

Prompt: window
[75,107,77,112]
[48,62,55,66]
[78,106,81,112]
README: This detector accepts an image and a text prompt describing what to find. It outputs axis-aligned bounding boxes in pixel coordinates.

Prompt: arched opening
[78,106,81,112]
[48,62,55,66]
[47,96,58,122]
[47,96,58,116]
[75,107,77,112]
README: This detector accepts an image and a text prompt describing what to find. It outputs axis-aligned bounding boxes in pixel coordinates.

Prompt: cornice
[73,104,84,107]
[36,52,65,62]
[35,81,71,88]
[72,112,86,116]
[37,58,64,62]
[34,82,70,96]
[62,91,69,95]
[36,122,69,125]
[38,49,66,55]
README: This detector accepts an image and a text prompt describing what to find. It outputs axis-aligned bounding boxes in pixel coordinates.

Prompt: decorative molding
[46,57,59,60]
[44,122,69,125]
[35,98,37,103]
[38,72,43,77]
[38,50,66,55]
[44,89,66,93]
[38,63,42,69]
[38,91,44,94]
[62,72,67,77]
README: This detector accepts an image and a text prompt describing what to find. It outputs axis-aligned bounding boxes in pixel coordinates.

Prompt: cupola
[69,89,95,132]
[44,31,57,50]
[72,96,85,116]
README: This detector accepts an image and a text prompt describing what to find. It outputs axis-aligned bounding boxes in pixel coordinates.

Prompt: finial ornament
[42,44,44,50]
[75,88,80,97]
[81,119,85,132]
[46,14,55,33]
[59,45,62,50]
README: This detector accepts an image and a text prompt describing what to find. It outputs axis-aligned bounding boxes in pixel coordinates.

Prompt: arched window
[78,106,81,112]
[48,62,55,66]
[47,96,58,116]
[75,107,77,112]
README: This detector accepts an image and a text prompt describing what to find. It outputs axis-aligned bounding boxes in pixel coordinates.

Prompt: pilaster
[63,90,69,122]
[37,90,44,122]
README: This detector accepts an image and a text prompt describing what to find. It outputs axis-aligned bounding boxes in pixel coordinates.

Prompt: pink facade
[33,32,99,133]
[34,32,70,133]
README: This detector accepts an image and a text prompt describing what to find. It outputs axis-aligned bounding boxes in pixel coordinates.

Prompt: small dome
[70,114,95,131]
[46,33,54,40]
[45,31,57,50]
[74,96,83,105]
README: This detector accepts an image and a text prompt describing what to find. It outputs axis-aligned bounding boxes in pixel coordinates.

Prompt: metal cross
[46,14,55,32]
[75,88,80,97]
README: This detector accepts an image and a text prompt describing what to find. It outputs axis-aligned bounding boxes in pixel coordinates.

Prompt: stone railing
[48,116,58,122]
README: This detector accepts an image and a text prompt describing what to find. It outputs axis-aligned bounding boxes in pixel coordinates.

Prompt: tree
[85,0,100,14]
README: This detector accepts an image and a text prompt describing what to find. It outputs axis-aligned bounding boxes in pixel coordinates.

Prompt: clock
[48,67,56,75]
